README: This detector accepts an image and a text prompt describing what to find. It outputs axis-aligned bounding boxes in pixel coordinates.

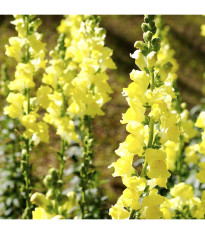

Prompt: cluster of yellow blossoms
[155,16,198,172]
[4,15,49,146]
[38,15,115,143]
[161,182,205,219]
[57,15,116,118]
[38,33,78,144]
[109,15,177,219]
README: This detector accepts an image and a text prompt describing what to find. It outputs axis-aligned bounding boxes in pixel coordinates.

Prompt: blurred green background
[0,15,205,206]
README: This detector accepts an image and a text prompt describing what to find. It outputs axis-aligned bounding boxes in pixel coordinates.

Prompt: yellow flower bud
[130,50,147,71]
[30,192,51,209]
[147,51,157,69]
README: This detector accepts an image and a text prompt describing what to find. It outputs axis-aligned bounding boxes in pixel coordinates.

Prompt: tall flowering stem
[30,26,79,219]
[38,31,78,197]
[58,15,116,218]
[109,15,184,219]
[4,15,48,219]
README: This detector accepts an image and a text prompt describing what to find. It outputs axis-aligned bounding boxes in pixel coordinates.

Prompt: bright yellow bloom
[185,144,199,165]
[118,188,141,210]
[32,207,52,219]
[109,205,130,219]
[145,148,171,188]
[170,182,194,199]
[122,176,146,191]
[160,197,178,219]
[131,50,147,71]
[121,106,146,124]
[165,140,179,171]
[195,111,205,129]
[5,37,24,62]
[110,155,134,177]
[4,93,25,118]
[196,162,205,183]
[180,109,198,142]
[141,189,165,219]
[189,197,205,219]
[36,85,52,109]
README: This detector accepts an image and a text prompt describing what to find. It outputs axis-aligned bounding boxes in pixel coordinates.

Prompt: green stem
[27,89,30,114]
[150,68,154,91]
[59,140,66,181]
[129,209,136,219]
[22,89,32,218]
[140,66,155,179]
[140,67,155,178]
[147,118,154,148]
[60,87,66,117]
[177,136,184,182]
[140,118,154,178]
[81,190,85,219]
[24,15,30,63]
[19,15,33,219]
[22,139,32,219]
[79,115,94,219]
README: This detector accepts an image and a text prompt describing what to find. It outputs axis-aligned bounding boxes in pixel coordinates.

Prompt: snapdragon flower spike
[3,15,49,219]
[109,15,183,219]
[58,15,116,118]
[56,15,116,219]
[4,15,49,146]
[39,32,78,146]
[152,16,203,219]
[154,16,197,174]
[38,28,79,200]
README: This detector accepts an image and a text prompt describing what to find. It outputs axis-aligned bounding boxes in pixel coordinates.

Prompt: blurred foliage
[0,15,205,214]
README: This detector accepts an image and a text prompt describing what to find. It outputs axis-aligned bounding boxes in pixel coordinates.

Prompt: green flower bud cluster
[30,168,77,219]
[43,168,63,191]
[0,64,9,97]
[135,15,160,56]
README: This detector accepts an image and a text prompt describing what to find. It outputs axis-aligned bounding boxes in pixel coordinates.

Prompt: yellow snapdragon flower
[171,182,194,199]
[145,148,171,188]
[4,92,25,118]
[109,205,130,219]
[141,189,165,219]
